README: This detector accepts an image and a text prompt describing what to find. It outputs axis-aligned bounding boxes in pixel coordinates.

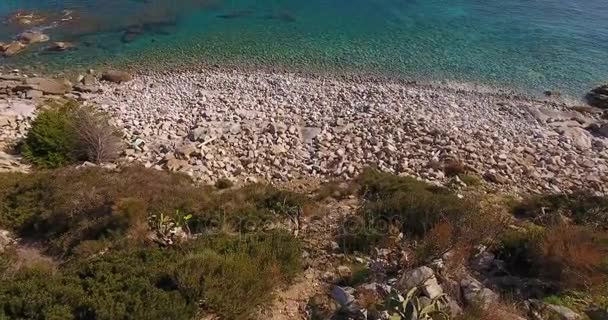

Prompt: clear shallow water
[1,0,607,96]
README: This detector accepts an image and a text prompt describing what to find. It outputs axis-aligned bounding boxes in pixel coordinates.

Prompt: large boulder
[461,277,499,309]
[397,266,444,299]
[587,85,608,109]
[18,31,50,44]
[555,126,593,150]
[18,78,72,95]
[101,70,133,83]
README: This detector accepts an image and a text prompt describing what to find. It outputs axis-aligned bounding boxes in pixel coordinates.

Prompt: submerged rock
[18,31,50,44]
[47,41,75,52]
[587,84,608,109]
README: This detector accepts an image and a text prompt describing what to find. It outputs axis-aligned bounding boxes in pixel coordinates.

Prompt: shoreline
[1,65,607,193]
[1,54,590,103]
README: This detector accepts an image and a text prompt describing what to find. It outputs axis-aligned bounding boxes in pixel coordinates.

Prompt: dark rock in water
[543,90,560,97]
[47,42,75,52]
[18,31,50,44]
[217,10,254,19]
[587,84,608,109]
[101,70,133,83]
[122,25,145,43]
[264,11,297,22]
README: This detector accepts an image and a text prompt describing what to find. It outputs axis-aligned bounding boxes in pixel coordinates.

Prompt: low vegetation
[339,168,503,265]
[21,100,121,168]
[0,166,305,319]
[333,168,607,319]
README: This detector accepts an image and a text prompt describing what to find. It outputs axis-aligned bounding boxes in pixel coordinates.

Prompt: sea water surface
[1,0,607,96]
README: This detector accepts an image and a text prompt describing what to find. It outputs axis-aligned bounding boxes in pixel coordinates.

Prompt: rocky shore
[2,68,608,193]
[91,69,608,193]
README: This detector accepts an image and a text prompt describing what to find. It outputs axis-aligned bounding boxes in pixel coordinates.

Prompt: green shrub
[340,168,480,253]
[21,101,121,168]
[0,231,301,320]
[513,191,608,229]
[0,166,214,255]
[495,226,544,277]
[0,249,194,320]
[22,101,79,168]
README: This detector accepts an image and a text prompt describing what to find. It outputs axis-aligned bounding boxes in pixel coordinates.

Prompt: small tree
[72,105,121,164]
[22,101,121,168]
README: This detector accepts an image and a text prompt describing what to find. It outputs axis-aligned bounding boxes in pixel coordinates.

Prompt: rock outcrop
[587,84,608,109]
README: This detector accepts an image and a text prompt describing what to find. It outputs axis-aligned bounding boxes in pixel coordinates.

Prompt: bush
[339,168,483,254]
[496,224,608,291]
[0,249,194,320]
[0,166,309,258]
[0,166,211,255]
[0,231,301,320]
[538,225,608,291]
[513,191,608,229]
[22,100,121,168]
[214,177,234,189]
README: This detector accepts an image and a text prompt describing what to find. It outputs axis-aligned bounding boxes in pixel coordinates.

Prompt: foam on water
[1,0,607,97]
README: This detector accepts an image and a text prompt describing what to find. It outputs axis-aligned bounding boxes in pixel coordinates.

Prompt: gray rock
[47,41,75,52]
[397,266,443,299]
[461,277,498,309]
[25,89,43,99]
[19,77,72,95]
[546,304,582,320]
[1,41,26,57]
[471,248,496,271]
[18,31,49,44]
[330,286,355,307]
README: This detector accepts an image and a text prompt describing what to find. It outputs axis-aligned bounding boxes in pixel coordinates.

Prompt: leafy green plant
[386,287,450,320]
[148,210,193,245]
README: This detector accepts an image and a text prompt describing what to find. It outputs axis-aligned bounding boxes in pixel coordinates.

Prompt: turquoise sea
[1,0,607,96]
